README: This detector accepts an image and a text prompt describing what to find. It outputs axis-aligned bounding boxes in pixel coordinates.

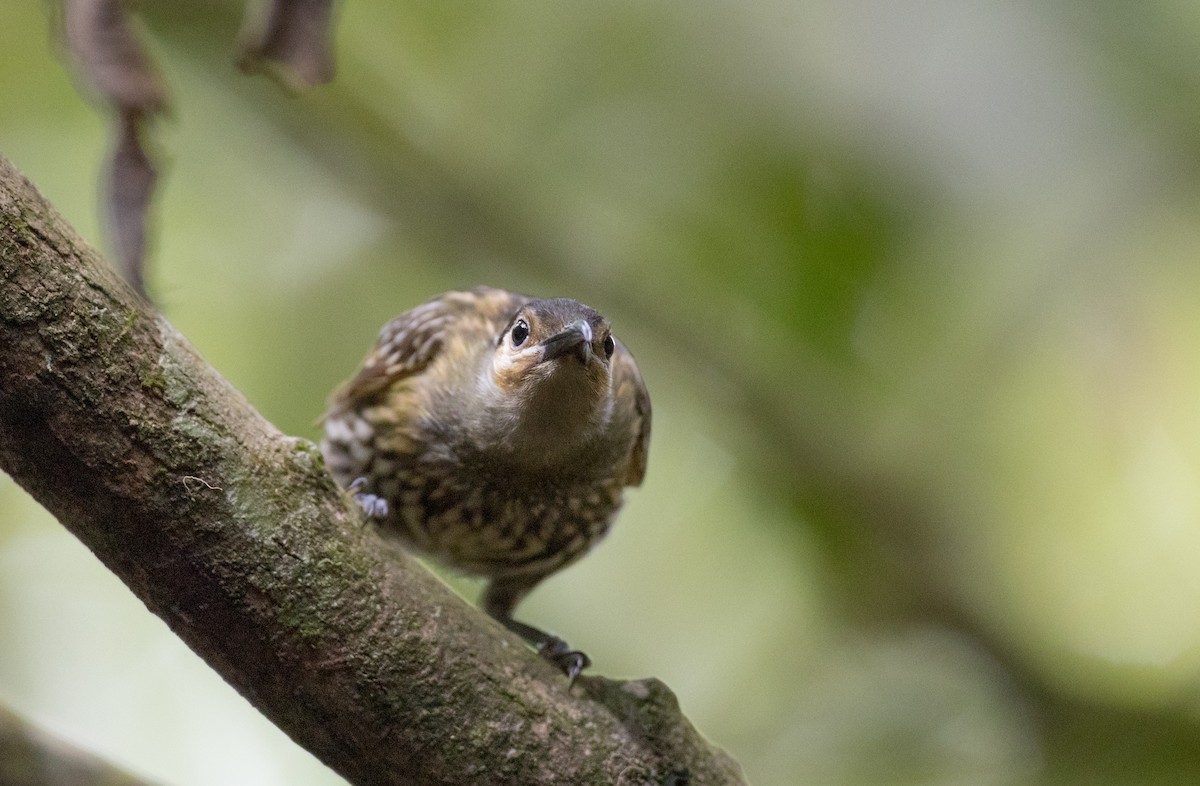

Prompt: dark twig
[0,703,160,786]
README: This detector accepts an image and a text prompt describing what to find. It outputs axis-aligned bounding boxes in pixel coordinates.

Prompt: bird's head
[480,298,616,462]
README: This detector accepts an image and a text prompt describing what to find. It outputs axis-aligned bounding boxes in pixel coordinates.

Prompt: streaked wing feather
[330,287,528,413]
[613,339,651,486]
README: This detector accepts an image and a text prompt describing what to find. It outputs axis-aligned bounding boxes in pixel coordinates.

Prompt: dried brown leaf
[106,109,157,298]
[238,0,336,90]
[64,0,168,112]
[63,0,167,298]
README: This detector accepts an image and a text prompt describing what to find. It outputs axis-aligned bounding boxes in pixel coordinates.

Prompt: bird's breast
[370,451,625,579]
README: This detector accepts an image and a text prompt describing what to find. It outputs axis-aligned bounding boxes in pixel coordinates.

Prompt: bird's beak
[541,319,593,365]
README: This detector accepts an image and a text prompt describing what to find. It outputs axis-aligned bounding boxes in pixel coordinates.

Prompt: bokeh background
[5,1,1200,784]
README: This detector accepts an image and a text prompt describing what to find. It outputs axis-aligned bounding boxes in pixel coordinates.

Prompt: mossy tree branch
[0,155,744,786]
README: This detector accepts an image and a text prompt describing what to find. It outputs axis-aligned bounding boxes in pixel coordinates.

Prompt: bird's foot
[348,477,389,521]
[538,636,591,684]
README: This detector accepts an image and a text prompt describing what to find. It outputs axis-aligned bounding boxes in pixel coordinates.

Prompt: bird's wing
[613,339,651,487]
[328,287,529,413]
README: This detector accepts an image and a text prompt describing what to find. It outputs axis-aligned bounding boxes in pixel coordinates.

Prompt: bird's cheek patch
[492,353,539,391]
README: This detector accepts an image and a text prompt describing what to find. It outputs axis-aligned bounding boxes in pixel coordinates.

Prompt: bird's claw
[538,637,591,684]
[348,477,389,521]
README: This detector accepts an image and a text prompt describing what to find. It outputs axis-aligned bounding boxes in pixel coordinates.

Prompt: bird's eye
[511,319,530,347]
[602,334,615,359]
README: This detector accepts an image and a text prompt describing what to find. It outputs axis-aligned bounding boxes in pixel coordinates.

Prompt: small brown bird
[321,287,650,679]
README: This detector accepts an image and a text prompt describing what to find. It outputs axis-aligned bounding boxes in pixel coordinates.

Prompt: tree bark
[0,154,744,786]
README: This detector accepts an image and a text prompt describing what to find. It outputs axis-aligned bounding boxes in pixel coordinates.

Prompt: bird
[320,287,651,681]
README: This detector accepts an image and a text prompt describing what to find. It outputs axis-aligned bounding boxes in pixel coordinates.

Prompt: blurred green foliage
[5,1,1200,784]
